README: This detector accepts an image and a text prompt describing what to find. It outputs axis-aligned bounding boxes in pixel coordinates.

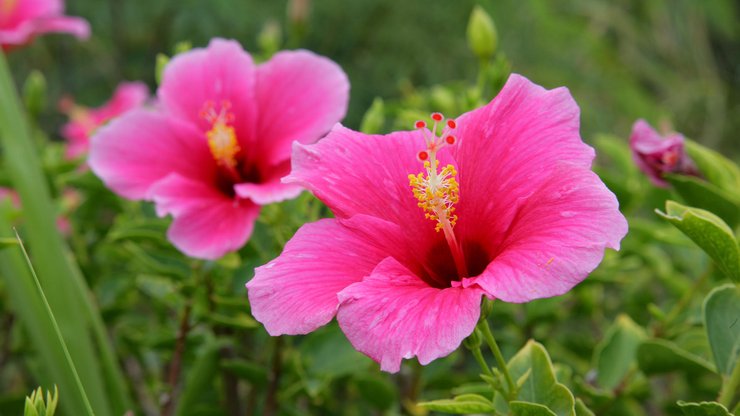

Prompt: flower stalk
[477,314,516,400]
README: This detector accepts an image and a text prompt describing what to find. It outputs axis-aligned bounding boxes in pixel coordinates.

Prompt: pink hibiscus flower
[89,38,349,260]
[629,119,699,187]
[59,81,149,159]
[247,74,628,372]
[0,0,90,51]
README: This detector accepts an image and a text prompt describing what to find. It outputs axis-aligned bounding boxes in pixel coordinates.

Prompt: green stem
[478,318,516,398]
[469,343,494,378]
[718,360,740,408]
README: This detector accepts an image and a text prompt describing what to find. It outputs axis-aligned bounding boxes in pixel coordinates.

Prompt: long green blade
[0,50,131,415]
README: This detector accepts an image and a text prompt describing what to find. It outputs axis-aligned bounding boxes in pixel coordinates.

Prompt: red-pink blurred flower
[247,74,627,372]
[89,38,349,259]
[0,0,90,51]
[59,81,149,159]
[0,186,78,235]
[629,120,699,187]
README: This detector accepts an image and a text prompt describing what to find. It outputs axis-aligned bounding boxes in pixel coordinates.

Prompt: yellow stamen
[1,0,18,15]
[201,101,240,168]
[207,121,240,168]
[409,160,459,232]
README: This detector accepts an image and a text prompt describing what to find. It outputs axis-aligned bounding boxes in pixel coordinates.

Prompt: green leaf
[207,312,259,330]
[354,374,398,410]
[677,400,733,416]
[703,285,740,376]
[0,49,131,416]
[0,237,17,248]
[685,140,740,194]
[665,175,740,229]
[636,339,716,375]
[574,399,596,416]
[501,340,576,416]
[594,314,647,389]
[220,359,268,387]
[656,200,740,282]
[510,401,558,416]
[175,339,222,416]
[419,394,495,414]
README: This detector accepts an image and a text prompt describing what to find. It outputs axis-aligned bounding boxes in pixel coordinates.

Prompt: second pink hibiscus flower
[89,38,350,259]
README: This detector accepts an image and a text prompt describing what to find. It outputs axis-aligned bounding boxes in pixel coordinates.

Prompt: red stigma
[415,120,427,129]
[447,119,456,129]
[431,112,443,122]
[445,135,457,145]
[417,151,429,161]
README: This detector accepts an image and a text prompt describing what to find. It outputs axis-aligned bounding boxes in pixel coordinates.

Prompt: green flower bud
[258,20,283,57]
[24,386,58,416]
[23,70,46,119]
[155,53,170,86]
[467,6,498,60]
[360,97,385,134]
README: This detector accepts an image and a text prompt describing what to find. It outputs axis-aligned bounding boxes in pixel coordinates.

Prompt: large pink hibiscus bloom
[247,74,628,372]
[60,81,149,159]
[0,0,90,50]
[89,38,349,259]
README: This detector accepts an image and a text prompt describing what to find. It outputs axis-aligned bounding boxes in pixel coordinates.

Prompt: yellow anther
[409,160,459,232]
[207,121,240,168]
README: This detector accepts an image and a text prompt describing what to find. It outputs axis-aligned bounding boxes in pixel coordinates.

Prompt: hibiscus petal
[337,257,483,373]
[453,74,595,255]
[89,109,215,199]
[285,125,456,231]
[467,165,628,302]
[0,16,90,45]
[150,174,259,260]
[233,181,303,205]
[158,38,258,150]
[247,215,409,336]
[254,50,349,167]
[234,159,303,205]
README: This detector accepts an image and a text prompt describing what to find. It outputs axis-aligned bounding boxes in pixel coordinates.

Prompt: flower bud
[23,70,46,119]
[258,20,283,57]
[467,6,498,60]
[155,53,169,86]
[24,386,58,416]
[360,97,385,134]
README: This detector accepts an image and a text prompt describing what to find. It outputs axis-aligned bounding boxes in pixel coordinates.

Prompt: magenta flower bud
[629,120,699,187]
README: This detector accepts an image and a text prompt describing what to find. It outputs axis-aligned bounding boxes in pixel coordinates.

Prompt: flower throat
[409,113,468,278]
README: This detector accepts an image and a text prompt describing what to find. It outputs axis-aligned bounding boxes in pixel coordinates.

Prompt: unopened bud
[467,6,498,60]
[258,20,283,57]
[360,97,385,134]
[23,70,46,118]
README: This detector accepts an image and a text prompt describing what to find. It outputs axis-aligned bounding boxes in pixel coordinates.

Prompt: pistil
[409,113,469,278]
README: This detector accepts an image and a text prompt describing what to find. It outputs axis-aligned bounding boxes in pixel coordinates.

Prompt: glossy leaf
[594,314,646,389]
[665,175,740,229]
[497,340,576,416]
[637,339,716,375]
[574,399,595,416]
[656,200,740,282]
[419,394,495,414]
[703,285,740,376]
[677,400,733,416]
[511,401,558,416]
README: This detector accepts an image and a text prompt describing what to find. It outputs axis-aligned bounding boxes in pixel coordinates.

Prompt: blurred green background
[8,0,740,156]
